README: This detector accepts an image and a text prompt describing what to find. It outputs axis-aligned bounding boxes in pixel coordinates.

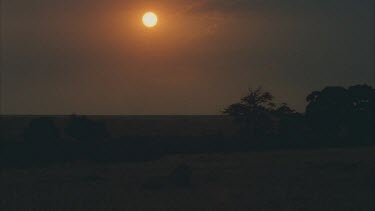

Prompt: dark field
[1,147,374,211]
[0,115,239,142]
[1,116,374,210]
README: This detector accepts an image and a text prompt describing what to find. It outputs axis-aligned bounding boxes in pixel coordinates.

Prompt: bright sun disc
[142,12,158,28]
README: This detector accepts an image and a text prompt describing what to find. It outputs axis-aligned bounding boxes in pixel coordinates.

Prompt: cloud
[185,0,374,16]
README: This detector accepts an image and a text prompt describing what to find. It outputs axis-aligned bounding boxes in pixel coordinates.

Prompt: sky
[1,0,374,115]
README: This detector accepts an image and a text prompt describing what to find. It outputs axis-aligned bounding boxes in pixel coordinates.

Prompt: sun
[142,12,158,28]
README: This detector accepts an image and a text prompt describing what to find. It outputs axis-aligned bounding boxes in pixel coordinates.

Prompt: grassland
[1,147,374,211]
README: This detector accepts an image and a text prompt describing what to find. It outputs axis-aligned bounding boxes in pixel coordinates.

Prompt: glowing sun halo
[142,12,158,28]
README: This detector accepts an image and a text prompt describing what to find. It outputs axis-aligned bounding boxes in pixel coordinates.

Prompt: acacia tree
[223,87,275,115]
[223,87,277,137]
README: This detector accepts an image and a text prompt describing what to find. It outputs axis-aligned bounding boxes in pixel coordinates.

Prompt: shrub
[23,117,60,142]
[65,115,110,142]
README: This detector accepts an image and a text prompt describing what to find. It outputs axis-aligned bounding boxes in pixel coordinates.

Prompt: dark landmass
[1,84,374,210]
[1,144,374,211]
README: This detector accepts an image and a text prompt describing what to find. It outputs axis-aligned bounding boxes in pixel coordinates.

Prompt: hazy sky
[1,0,374,114]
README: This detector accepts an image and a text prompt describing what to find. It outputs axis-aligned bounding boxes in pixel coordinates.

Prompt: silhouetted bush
[65,115,110,142]
[23,117,60,142]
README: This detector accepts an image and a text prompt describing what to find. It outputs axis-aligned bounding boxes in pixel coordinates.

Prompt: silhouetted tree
[345,85,375,142]
[274,103,295,117]
[65,115,110,142]
[306,84,374,143]
[306,86,351,137]
[223,87,277,137]
[224,87,276,116]
[24,117,60,142]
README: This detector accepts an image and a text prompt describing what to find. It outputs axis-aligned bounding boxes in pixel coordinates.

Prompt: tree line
[22,84,374,146]
[1,84,373,167]
[223,84,374,145]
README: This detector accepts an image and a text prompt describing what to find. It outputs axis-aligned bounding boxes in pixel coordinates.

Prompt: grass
[1,147,374,211]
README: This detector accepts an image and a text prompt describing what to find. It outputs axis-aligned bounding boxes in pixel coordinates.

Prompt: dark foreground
[1,147,374,211]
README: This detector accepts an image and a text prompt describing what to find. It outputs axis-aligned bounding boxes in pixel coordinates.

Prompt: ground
[1,147,374,211]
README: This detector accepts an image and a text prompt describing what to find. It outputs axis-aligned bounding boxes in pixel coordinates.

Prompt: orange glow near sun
[142,12,158,28]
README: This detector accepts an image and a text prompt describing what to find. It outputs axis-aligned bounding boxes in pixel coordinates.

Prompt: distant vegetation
[223,87,298,138]
[1,84,373,167]
[65,114,110,142]
[223,84,374,146]
[305,84,374,143]
[23,117,60,143]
